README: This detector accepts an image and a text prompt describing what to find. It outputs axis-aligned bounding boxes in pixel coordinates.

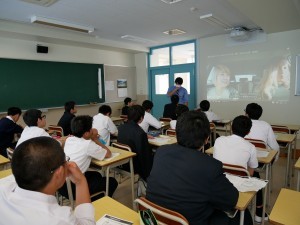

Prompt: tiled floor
[111,156,299,225]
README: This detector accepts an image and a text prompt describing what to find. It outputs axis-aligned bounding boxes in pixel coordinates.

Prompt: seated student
[244,103,279,157]
[214,115,266,223]
[169,104,189,129]
[199,100,220,122]
[93,105,118,146]
[121,97,133,116]
[146,111,253,225]
[118,105,153,182]
[16,109,50,147]
[58,101,77,136]
[163,94,179,120]
[0,107,23,157]
[0,137,95,225]
[139,100,161,133]
[61,115,118,199]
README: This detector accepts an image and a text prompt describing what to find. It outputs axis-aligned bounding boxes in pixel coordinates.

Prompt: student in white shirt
[199,100,220,122]
[93,105,118,146]
[16,109,50,147]
[61,115,118,199]
[139,100,161,133]
[0,136,95,225]
[170,104,189,129]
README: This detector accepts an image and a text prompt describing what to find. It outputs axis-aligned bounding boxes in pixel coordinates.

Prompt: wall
[135,53,149,104]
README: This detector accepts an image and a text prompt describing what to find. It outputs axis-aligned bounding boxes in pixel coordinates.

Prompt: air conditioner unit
[230,27,250,41]
[20,0,58,7]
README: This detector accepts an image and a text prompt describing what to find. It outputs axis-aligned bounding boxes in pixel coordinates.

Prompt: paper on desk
[103,153,120,161]
[256,150,269,158]
[225,173,267,192]
[97,214,133,225]
[152,137,170,144]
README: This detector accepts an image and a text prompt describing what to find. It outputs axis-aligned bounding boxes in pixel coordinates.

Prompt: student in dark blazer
[57,101,77,136]
[146,111,253,225]
[163,94,179,120]
[0,107,23,157]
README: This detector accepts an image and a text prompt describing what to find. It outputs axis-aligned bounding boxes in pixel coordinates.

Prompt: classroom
[0,0,300,225]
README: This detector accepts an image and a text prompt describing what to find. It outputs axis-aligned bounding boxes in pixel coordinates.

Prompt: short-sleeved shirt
[139,112,161,133]
[167,86,188,105]
[16,126,50,147]
[93,113,118,146]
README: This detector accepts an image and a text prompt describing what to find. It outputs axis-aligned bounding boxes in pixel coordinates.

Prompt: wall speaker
[37,45,48,53]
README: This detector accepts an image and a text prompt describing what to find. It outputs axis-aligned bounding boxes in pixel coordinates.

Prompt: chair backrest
[111,142,132,152]
[271,125,290,134]
[166,129,176,137]
[48,125,64,137]
[245,138,267,149]
[135,197,189,225]
[159,117,172,122]
[120,115,128,122]
[223,163,250,177]
[6,147,14,161]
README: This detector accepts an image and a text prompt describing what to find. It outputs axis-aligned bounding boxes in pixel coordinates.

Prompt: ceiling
[0,0,300,52]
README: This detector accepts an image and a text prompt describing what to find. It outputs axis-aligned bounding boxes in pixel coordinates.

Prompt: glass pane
[155,74,169,94]
[150,47,170,67]
[172,43,195,65]
[174,72,190,94]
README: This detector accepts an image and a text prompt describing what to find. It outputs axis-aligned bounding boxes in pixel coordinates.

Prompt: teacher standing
[167,77,188,106]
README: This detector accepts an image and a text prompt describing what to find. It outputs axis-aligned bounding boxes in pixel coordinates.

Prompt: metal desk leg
[285,143,292,187]
[105,166,110,196]
[239,211,244,225]
[266,164,270,208]
[129,158,135,210]
[297,170,300,191]
[261,182,268,225]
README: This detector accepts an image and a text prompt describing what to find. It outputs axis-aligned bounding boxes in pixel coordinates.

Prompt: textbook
[97,214,133,225]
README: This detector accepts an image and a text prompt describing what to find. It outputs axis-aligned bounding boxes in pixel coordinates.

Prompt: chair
[245,138,268,149]
[6,147,14,161]
[166,129,176,137]
[48,125,64,137]
[223,163,250,177]
[159,117,172,122]
[271,125,290,149]
[120,115,128,122]
[135,197,189,225]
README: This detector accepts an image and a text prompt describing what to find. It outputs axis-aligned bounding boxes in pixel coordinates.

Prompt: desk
[111,116,125,125]
[160,121,170,134]
[0,155,10,169]
[0,168,12,179]
[91,146,136,208]
[213,120,232,136]
[236,191,257,225]
[93,196,139,224]
[269,188,300,225]
[274,124,300,134]
[295,157,300,191]
[148,135,177,147]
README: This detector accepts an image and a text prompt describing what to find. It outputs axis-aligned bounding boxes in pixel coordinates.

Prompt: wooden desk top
[92,146,136,167]
[148,135,177,147]
[236,191,256,211]
[111,117,125,123]
[0,169,12,179]
[0,155,10,166]
[294,157,300,170]
[93,196,139,224]
[275,133,296,143]
[269,188,300,225]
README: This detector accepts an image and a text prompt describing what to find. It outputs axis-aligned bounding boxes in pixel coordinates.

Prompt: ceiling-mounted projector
[230,27,250,41]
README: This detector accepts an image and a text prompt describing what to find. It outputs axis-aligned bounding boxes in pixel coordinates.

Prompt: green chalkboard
[0,58,105,112]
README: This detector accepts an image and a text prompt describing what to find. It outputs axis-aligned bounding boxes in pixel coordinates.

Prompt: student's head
[71,115,93,138]
[245,103,263,120]
[23,109,46,128]
[128,105,145,124]
[199,100,210,112]
[64,101,77,114]
[170,95,179,104]
[142,100,154,111]
[175,77,183,85]
[7,107,22,122]
[176,111,210,149]
[175,104,189,118]
[232,115,252,137]
[207,65,231,88]
[98,105,112,116]
[124,97,133,106]
[12,137,66,192]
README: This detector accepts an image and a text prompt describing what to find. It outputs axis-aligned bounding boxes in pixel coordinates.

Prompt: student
[0,137,95,225]
[244,103,279,156]
[118,105,153,182]
[16,109,50,147]
[0,107,23,157]
[61,115,118,199]
[58,101,77,136]
[121,97,133,116]
[139,100,161,133]
[163,94,179,120]
[199,100,220,122]
[93,105,118,146]
[167,77,188,106]
[147,111,252,225]
[169,104,189,129]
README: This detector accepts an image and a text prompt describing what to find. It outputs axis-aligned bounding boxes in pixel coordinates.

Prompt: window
[172,43,195,65]
[150,47,170,67]
[155,74,169,94]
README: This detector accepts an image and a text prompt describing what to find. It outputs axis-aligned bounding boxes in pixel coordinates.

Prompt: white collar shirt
[6,116,14,122]
[16,126,50,147]
[0,177,95,225]
[92,113,118,146]
[204,111,220,122]
[139,111,161,133]
[213,134,258,169]
[64,136,107,173]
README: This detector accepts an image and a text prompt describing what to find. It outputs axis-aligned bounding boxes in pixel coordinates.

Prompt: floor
[111,155,299,225]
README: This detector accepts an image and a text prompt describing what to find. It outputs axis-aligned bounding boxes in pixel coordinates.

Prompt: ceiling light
[121,35,157,44]
[160,0,183,4]
[200,13,231,29]
[20,0,59,7]
[31,16,94,33]
[163,29,186,35]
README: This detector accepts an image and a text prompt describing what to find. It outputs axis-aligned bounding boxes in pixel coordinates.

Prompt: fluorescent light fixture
[20,0,59,7]
[200,13,231,29]
[163,29,186,36]
[31,16,94,33]
[121,35,157,44]
[160,0,183,4]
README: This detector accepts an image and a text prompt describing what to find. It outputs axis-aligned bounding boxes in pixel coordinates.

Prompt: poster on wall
[117,79,128,97]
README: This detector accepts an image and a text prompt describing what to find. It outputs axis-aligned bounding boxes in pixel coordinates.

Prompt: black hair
[171,95,179,104]
[12,137,65,191]
[124,97,132,106]
[64,101,76,113]
[142,100,154,111]
[245,103,263,120]
[175,104,189,117]
[128,105,145,123]
[98,105,112,115]
[23,109,42,126]
[7,107,22,116]
[175,77,183,85]
[199,100,210,112]
[71,115,93,138]
[176,111,210,149]
[232,115,252,137]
